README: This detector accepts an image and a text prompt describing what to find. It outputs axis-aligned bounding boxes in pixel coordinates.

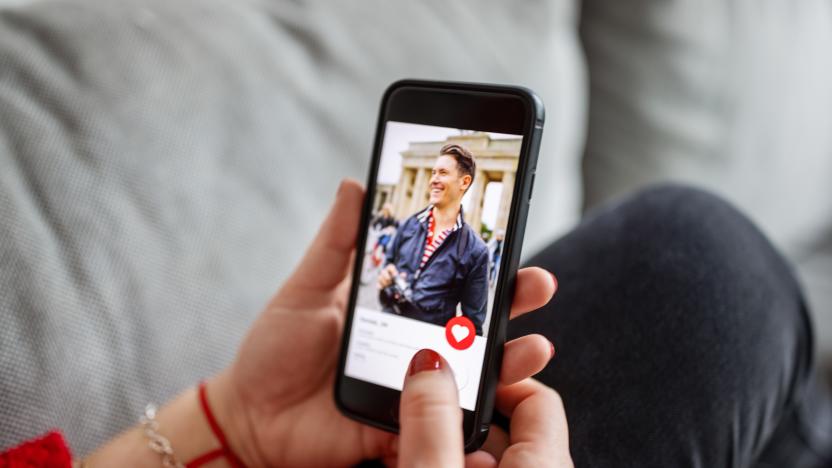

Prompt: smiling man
[378,143,490,335]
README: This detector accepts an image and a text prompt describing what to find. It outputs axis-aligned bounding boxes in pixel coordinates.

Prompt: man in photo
[377,143,490,335]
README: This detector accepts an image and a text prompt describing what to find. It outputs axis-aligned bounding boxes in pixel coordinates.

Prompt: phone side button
[528,172,536,201]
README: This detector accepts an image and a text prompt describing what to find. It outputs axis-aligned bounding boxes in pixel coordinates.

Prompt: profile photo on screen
[376,142,490,335]
[355,122,522,339]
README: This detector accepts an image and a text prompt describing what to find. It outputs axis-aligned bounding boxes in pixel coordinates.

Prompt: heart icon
[445,315,476,350]
[451,324,469,343]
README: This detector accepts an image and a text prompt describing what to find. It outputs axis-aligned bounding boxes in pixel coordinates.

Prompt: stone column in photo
[495,170,515,233]
[406,167,429,217]
[418,168,431,208]
[465,169,487,234]
[392,168,415,220]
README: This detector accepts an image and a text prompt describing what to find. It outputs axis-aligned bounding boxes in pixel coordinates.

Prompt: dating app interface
[345,121,522,410]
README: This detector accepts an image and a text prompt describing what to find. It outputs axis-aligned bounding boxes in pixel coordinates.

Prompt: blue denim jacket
[384,206,489,335]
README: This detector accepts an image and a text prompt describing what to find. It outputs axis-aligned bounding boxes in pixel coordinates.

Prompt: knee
[584,183,805,344]
[516,184,812,464]
[526,182,810,408]
[593,184,768,267]
[588,184,801,306]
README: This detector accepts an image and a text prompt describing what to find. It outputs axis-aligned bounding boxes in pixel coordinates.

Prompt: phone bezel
[335,79,544,451]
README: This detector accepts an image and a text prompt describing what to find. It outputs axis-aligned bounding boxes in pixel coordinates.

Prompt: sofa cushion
[580,1,832,355]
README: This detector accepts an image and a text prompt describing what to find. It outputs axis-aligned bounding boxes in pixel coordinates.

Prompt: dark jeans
[504,185,832,467]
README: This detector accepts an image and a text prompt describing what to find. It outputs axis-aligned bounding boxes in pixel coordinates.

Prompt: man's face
[429,155,472,209]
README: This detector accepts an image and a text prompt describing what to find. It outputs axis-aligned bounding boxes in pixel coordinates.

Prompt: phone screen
[344,120,523,410]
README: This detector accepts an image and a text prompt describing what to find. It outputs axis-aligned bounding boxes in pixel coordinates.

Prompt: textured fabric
[0,0,584,455]
[579,1,832,355]
[508,186,832,467]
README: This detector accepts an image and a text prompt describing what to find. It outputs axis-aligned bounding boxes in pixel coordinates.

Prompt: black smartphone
[335,79,544,451]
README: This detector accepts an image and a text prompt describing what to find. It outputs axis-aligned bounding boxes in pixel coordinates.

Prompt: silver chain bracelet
[139,403,185,468]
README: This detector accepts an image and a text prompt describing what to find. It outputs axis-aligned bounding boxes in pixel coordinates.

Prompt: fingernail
[408,349,444,376]
[549,271,558,291]
[549,340,556,360]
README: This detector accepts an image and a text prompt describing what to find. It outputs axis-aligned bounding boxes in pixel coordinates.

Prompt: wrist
[85,387,219,467]
[206,370,266,468]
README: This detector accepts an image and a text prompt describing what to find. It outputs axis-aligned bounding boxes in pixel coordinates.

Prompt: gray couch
[1,0,830,456]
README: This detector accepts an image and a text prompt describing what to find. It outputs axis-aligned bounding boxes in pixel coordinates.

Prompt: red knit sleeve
[0,431,73,468]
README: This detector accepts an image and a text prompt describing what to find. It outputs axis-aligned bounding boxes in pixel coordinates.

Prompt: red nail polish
[408,349,443,376]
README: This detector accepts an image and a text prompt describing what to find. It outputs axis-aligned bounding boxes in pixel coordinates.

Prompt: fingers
[477,424,509,461]
[464,450,498,468]
[500,334,555,385]
[495,379,572,467]
[495,378,550,418]
[276,179,364,305]
[398,349,465,468]
[378,264,396,289]
[510,267,557,319]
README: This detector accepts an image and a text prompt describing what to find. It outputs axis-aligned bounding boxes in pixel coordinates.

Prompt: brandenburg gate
[373,132,521,235]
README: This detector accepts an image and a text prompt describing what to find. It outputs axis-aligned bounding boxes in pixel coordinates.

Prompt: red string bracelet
[186,382,247,468]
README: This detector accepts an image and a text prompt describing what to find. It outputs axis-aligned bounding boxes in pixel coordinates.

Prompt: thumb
[275,179,364,306]
[398,349,464,468]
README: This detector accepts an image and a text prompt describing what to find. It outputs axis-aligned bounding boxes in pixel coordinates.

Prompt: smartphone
[335,79,544,451]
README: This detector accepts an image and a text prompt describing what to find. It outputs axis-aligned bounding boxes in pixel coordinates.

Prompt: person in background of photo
[361,203,399,285]
[371,202,398,264]
[372,202,397,231]
[488,230,504,287]
[378,144,490,335]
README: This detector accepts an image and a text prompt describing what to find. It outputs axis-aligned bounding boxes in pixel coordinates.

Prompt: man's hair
[439,143,476,185]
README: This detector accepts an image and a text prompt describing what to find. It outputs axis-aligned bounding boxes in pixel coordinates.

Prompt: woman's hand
[398,350,573,468]
[210,179,567,467]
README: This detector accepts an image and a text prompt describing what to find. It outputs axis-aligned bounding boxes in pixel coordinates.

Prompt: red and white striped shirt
[419,206,463,270]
